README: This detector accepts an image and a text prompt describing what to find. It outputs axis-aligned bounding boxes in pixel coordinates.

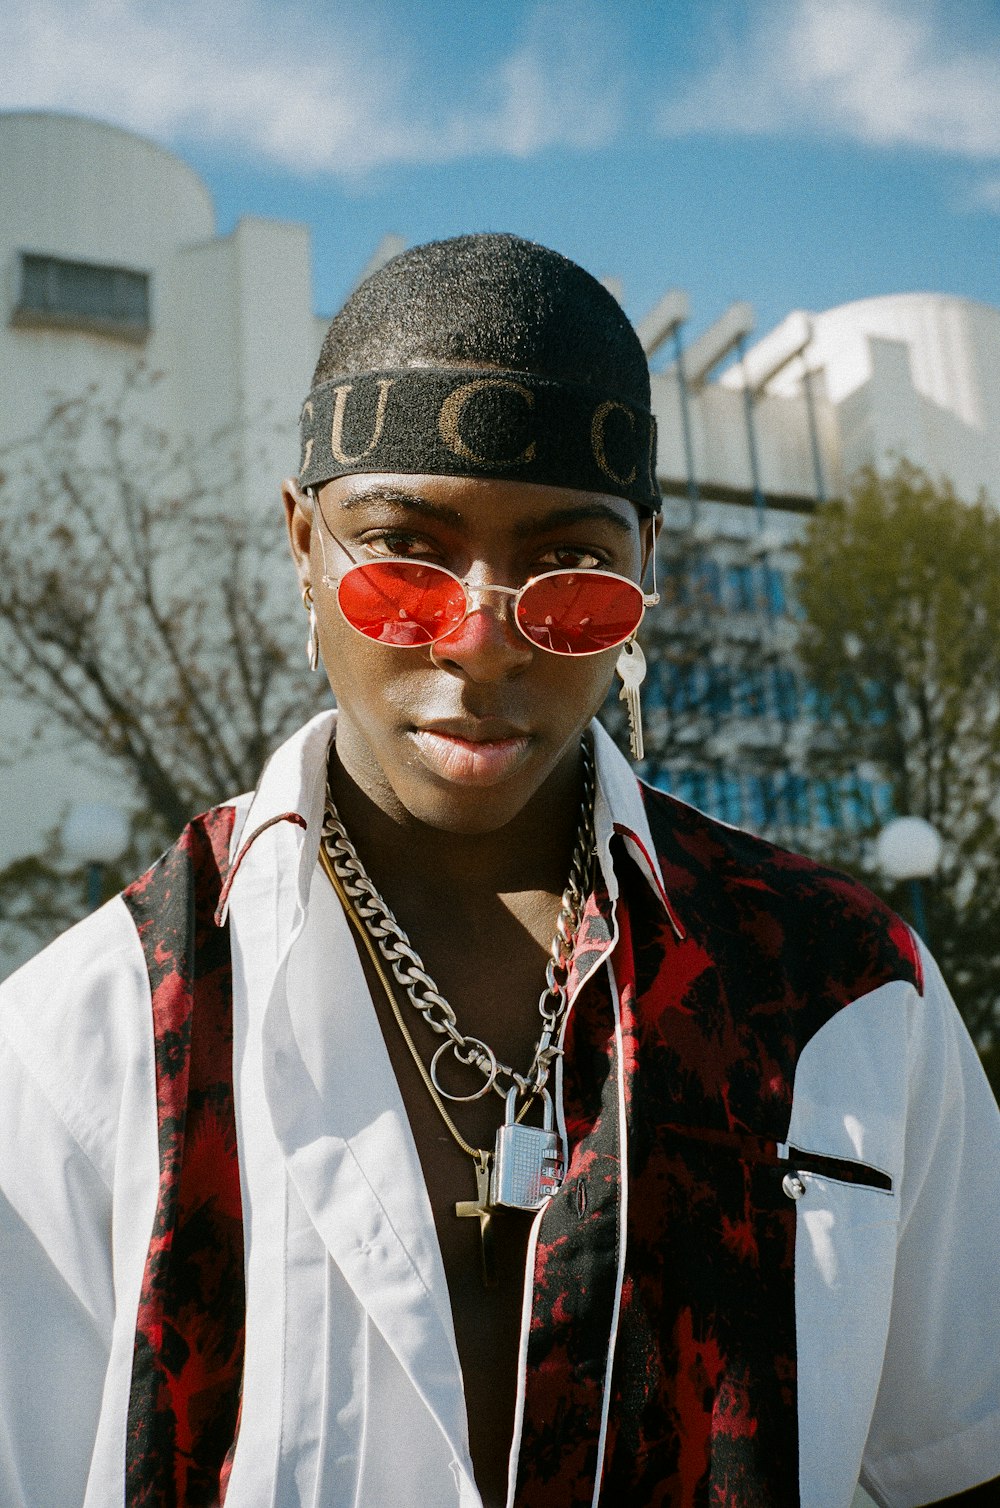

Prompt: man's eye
[363,532,436,560]
[538,546,606,571]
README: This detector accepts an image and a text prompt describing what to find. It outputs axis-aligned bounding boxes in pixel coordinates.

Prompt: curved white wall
[0,112,216,445]
[0,113,319,895]
[764,293,1000,506]
[0,111,316,492]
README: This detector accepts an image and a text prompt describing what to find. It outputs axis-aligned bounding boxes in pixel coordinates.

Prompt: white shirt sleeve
[860,940,1000,1506]
[0,897,159,1508]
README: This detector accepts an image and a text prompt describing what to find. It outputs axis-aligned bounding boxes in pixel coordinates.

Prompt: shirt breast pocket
[778,1118,901,1271]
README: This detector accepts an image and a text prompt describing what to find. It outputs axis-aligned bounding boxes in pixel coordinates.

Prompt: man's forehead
[321,476,640,536]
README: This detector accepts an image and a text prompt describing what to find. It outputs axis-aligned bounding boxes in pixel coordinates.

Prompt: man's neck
[325,740,586,915]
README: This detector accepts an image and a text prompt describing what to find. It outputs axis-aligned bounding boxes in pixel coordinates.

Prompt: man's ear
[282,478,314,590]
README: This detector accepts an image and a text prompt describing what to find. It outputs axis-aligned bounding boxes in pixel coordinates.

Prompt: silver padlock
[491,1087,564,1210]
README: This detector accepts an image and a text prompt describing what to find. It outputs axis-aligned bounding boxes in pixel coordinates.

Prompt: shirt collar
[216,709,334,925]
[590,720,686,941]
[219,710,683,940]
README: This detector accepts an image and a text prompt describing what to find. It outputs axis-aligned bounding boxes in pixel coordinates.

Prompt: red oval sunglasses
[318,525,658,656]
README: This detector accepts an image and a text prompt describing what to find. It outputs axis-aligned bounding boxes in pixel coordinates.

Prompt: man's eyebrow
[336,484,464,526]
[513,503,633,537]
[334,486,633,536]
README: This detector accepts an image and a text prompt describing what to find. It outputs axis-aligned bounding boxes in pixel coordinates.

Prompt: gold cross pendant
[455,1150,497,1288]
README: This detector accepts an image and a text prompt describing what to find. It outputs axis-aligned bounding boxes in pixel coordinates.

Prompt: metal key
[616,639,647,760]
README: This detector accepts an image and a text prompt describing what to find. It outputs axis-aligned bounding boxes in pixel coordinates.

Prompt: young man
[1,235,998,1508]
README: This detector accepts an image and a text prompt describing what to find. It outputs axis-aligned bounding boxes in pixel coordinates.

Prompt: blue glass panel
[782,771,811,827]
[762,565,787,615]
[802,683,833,723]
[676,768,710,810]
[714,772,744,825]
[691,557,723,606]
[772,667,800,722]
[726,564,756,612]
[708,663,733,715]
[734,669,767,717]
[814,779,843,829]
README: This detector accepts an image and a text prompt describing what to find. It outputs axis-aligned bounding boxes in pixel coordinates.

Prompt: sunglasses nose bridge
[430,578,535,674]
[461,578,519,609]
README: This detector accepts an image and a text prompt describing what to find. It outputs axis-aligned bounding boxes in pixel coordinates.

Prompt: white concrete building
[0,112,326,901]
[756,293,1000,510]
[650,290,1000,515]
[0,110,324,497]
[634,289,1000,845]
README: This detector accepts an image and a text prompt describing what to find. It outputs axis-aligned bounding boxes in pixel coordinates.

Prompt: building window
[746,772,780,829]
[761,565,787,615]
[690,556,723,606]
[801,681,833,724]
[676,768,709,811]
[12,252,151,341]
[814,778,843,830]
[707,663,733,716]
[662,559,689,606]
[782,771,812,828]
[714,772,744,825]
[726,564,757,612]
[661,659,706,715]
[772,666,800,722]
[733,668,768,718]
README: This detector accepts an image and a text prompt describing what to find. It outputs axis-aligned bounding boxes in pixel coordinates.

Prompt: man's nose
[429,583,533,680]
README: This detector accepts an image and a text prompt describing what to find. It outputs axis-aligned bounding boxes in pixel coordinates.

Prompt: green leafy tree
[794,460,1000,1053]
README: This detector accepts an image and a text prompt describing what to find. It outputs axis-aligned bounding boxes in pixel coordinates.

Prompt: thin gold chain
[319,844,485,1160]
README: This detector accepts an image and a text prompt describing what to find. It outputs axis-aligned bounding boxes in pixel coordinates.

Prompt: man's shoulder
[1,795,249,1021]
[635,780,923,999]
[123,797,247,911]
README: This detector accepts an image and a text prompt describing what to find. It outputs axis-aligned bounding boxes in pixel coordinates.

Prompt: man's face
[285,472,652,835]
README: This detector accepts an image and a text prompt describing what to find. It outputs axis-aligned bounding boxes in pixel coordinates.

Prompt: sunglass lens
[338,562,466,646]
[516,572,644,654]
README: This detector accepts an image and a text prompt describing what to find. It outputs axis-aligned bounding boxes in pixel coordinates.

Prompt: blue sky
[3,0,999,352]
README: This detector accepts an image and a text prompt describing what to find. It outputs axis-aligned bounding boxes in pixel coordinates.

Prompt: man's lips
[410,723,532,785]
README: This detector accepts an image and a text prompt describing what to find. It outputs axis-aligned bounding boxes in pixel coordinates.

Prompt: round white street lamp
[875,816,943,944]
[62,801,131,911]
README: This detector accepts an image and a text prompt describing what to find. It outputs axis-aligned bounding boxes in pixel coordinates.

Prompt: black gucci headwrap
[298,366,660,513]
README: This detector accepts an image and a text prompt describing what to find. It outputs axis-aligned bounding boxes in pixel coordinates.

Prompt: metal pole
[908,878,930,948]
[801,358,827,504]
[736,334,766,521]
[671,325,700,516]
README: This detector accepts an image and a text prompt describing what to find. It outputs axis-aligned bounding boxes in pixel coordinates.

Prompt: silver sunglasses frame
[313,508,659,658]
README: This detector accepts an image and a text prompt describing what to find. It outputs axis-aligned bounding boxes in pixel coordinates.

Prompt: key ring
[430,1038,499,1102]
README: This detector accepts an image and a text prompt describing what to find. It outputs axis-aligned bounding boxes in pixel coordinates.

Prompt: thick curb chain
[321,738,596,1101]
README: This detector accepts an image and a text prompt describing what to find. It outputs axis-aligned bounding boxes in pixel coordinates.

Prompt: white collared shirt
[1,712,998,1507]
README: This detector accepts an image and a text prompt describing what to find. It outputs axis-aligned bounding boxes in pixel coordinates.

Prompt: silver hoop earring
[615,637,647,761]
[302,585,320,673]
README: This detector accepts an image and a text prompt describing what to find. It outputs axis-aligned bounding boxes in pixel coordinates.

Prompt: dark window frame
[11,251,151,342]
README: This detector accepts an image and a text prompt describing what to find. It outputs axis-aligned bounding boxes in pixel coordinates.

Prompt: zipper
[784,1146,892,1193]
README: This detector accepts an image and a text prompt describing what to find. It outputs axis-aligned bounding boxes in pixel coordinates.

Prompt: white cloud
[658,0,1000,159]
[966,176,1000,212]
[484,0,624,157]
[0,0,623,175]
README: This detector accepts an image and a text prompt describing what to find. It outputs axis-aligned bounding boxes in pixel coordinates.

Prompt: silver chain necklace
[320,737,596,1105]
